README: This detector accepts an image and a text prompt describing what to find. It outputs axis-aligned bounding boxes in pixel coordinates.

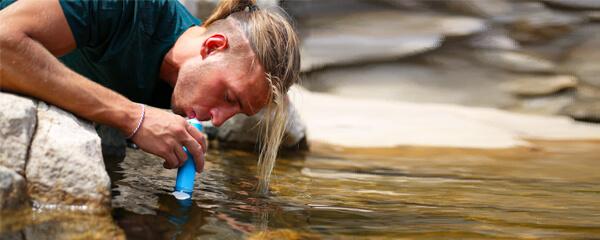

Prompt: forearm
[0,34,139,135]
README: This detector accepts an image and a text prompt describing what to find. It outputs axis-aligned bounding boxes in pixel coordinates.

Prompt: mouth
[185,109,197,119]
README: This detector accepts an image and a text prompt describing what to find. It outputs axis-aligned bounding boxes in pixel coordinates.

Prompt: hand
[129,106,207,172]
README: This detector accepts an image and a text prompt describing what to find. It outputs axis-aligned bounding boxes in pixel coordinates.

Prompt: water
[2,140,600,239]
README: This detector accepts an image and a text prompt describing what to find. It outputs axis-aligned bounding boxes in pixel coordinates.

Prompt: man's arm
[0,0,206,171]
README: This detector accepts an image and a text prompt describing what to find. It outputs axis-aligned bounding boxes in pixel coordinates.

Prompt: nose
[209,107,238,127]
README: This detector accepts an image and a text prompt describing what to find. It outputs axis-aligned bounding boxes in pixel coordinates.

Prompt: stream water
[1,140,599,239]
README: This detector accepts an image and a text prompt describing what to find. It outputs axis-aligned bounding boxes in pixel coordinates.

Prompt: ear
[200,34,228,59]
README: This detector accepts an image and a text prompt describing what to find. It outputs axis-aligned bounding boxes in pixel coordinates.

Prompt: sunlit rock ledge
[289,86,600,149]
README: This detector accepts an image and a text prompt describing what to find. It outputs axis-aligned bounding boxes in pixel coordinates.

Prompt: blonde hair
[203,0,300,194]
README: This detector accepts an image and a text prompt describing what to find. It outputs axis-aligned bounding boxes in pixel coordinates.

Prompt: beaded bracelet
[126,103,145,139]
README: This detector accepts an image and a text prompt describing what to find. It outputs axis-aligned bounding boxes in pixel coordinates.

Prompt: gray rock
[443,0,513,17]
[501,75,578,96]
[563,32,600,87]
[497,2,583,43]
[510,92,576,115]
[300,10,486,71]
[217,102,307,150]
[468,30,520,50]
[585,11,600,21]
[26,102,110,209]
[543,0,600,10]
[0,166,29,211]
[302,51,518,109]
[473,50,557,73]
[95,124,126,160]
[561,100,600,123]
[0,92,37,174]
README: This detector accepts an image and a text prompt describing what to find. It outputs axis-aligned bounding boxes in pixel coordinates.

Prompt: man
[0,0,300,191]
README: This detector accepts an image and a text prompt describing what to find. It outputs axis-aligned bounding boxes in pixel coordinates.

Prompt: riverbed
[1,140,599,239]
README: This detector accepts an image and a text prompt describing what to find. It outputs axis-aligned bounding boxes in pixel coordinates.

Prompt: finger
[163,152,179,169]
[187,123,208,153]
[182,137,205,173]
[173,145,187,167]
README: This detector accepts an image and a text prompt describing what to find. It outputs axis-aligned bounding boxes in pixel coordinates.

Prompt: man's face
[171,38,269,127]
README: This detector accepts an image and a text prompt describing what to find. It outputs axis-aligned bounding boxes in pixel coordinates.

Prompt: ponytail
[203,0,257,27]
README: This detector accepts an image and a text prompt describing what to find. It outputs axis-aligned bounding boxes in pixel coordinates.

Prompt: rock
[473,50,557,73]
[95,124,126,160]
[443,0,513,17]
[26,102,110,210]
[375,0,427,10]
[302,55,518,109]
[509,92,576,115]
[497,2,583,43]
[300,10,486,71]
[543,0,600,10]
[563,32,600,87]
[217,102,308,150]
[0,92,37,174]
[290,86,600,150]
[585,11,600,21]
[561,100,600,123]
[0,166,29,211]
[22,212,125,240]
[468,30,520,50]
[501,75,578,96]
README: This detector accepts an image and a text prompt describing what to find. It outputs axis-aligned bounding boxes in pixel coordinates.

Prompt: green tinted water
[2,141,600,239]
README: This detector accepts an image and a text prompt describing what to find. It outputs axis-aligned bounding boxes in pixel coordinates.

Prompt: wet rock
[300,10,485,71]
[498,2,583,43]
[501,75,578,96]
[26,102,110,210]
[0,92,37,174]
[95,124,126,160]
[443,0,513,17]
[217,102,307,151]
[0,166,29,211]
[561,100,600,123]
[563,32,600,87]
[473,50,557,73]
[468,30,520,50]
[543,0,600,10]
[22,212,125,240]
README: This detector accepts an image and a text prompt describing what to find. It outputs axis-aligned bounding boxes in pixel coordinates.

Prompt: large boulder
[300,10,485,71]
[0,92,37,174]
[0,166,29,211]
[26,102,111,210]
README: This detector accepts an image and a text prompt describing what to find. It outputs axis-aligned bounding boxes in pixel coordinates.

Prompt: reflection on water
[2,140,600,239]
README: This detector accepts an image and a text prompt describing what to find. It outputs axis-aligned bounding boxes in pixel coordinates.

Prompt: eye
[224,91,236,105]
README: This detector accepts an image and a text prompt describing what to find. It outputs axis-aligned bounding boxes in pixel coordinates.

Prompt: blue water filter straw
[172,118,203,200]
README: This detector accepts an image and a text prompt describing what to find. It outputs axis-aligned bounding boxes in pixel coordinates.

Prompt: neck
[160,26,206,86]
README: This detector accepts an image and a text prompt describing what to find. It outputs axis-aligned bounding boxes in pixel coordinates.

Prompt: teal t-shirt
[0,0,201,108]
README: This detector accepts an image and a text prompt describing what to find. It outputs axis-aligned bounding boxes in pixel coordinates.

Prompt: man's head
[172,0,300,194]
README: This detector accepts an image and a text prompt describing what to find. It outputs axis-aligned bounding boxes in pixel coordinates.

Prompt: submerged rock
[473,50,557,73]
[300,10,485,71]
[0,92,37,174]
[0,166,29,211]
[26,103,110,210]
[501,75,578,96]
